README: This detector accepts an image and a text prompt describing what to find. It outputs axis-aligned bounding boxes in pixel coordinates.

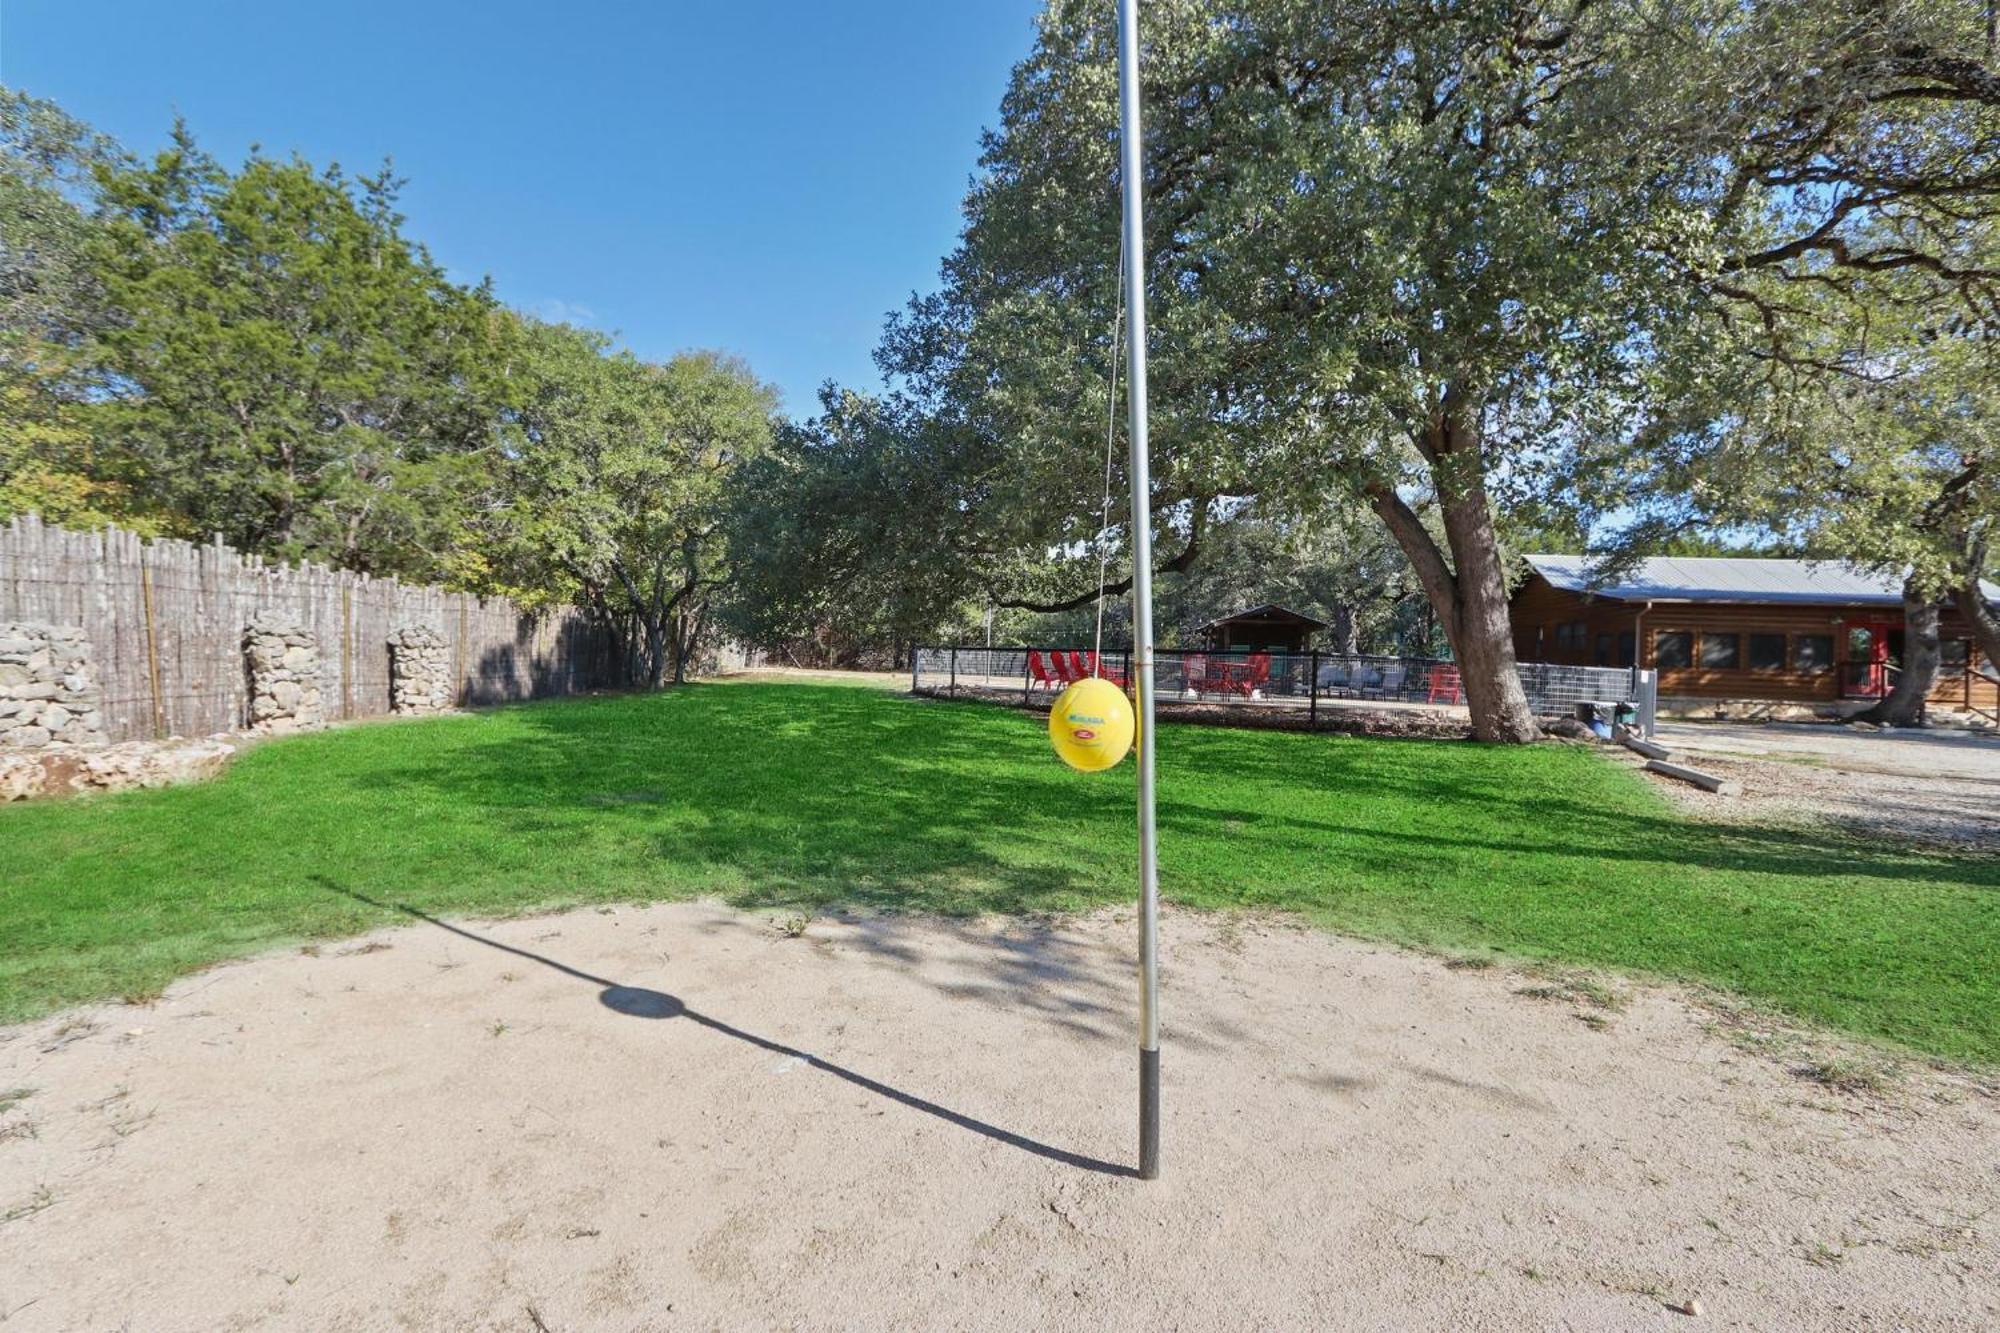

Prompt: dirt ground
[2,902,1994,1332]
[1648,722,2000,851]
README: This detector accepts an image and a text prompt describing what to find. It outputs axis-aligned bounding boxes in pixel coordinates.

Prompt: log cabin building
[1512,555,1999,720]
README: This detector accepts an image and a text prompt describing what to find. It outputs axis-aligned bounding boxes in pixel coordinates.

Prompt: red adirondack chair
[1071,650,1127,687]
[1088,650,1128,686]
[1426,664,1463,704]
[1026,650,1060,691]
[1181,653,1209,695]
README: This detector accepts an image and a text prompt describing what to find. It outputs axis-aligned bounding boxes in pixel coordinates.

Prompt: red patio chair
[1184,652,1232,696]
[1426,664,1462,704]
[1026,650,1060,691]
[1087,651,1128,687]
[1246,652,1272,694]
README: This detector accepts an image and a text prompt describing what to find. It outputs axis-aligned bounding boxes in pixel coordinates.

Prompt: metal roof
[1199,603,1330,629]
[1523,554,2000,606]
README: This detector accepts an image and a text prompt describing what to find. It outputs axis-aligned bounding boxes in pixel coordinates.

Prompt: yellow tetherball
[1048,676,1135,772]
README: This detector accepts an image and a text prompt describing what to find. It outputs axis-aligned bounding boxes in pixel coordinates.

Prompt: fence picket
[0,514,627,742]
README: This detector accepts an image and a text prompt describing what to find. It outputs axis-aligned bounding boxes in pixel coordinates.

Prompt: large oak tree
[880,0,1999,741]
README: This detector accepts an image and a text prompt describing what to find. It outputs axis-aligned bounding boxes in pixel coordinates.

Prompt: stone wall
[389,624,454,715]
[0,621,105,750]
[244,621,325,733]
[5,513,628,743]
[2,736,240,803]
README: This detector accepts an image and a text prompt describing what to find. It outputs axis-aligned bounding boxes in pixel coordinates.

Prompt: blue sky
[0,0,1044,415]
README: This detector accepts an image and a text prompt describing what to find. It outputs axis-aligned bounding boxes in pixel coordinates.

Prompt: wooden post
[950,646,958,698]
[340,581,354,719]
[1310,649,1319,727]
[138,547,166,739]
[1645,759,1741,795]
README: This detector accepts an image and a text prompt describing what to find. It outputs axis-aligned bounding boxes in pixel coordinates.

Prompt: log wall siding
[0,512,628,742]
[1509,573,1998,711]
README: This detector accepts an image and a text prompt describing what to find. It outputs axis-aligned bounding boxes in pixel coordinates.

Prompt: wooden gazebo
[1198,604,1328,654]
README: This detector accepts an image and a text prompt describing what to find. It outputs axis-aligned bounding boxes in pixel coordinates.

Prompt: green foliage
[88,131,507,576]
[487,318,779,682]
[1615,221,1999,628]
[1,683,1995,1063]
[850,0,1994,732]
[993,500,1440,655]
[0,89,159,531]
[882,2,1720,582]
[722,387,983,659]
[0,91,783,671]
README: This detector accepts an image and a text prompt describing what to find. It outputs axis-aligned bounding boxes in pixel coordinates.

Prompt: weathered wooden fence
[0,513,628,742]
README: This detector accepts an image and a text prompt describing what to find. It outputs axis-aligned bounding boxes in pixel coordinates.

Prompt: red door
[1844,623,1894,697]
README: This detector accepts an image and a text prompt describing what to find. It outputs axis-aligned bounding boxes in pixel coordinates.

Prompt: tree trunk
[642,617,669,688]
[1331,604,1360,656]
[1854,579,1939,726]
[670,601,708,685]
[1365,474,1540,744]
[1954,578,2000,674]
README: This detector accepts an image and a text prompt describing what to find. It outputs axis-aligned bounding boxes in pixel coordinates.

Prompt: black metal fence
[912,646,1657,736]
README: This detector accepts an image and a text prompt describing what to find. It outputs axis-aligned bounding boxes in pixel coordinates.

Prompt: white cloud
[530,298,598,326]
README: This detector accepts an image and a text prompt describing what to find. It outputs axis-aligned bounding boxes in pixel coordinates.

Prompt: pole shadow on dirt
[318,879,1135,1178]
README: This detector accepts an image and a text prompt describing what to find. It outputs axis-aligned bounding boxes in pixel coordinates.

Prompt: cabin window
[1699,632,1740,669]
[1748,633,1787,671]
[1593,633,1612,665]
[1654,630,1693,669]
[1942,638,1971,669]
[1792,634,1833,673]
[1616,631,1635,667]
[1554,622,1588,653]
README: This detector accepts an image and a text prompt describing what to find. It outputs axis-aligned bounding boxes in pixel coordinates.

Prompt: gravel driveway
[1646,722,2000,851]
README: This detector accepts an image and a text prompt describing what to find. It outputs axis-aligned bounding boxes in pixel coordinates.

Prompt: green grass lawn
[3,682,1996,1063]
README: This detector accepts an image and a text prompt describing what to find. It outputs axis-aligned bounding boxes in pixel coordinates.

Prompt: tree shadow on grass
[317,878,1137,1178]
[340,684,1999,1058]
[347,684,2000,946]
[369,684,1133,917]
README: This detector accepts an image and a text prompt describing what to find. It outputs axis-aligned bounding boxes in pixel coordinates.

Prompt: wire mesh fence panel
[1516,662,1657,727]
[914,646,1658,736]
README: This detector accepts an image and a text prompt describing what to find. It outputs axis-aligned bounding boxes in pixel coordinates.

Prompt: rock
[39,704,71,732]
[390,624,453,715]
[243,623,324,732]
[3,735,240,802]
[0,758,38,801]
[1667,1297,1703,1317]
[0,664,28,689]
[4,726,51,749]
